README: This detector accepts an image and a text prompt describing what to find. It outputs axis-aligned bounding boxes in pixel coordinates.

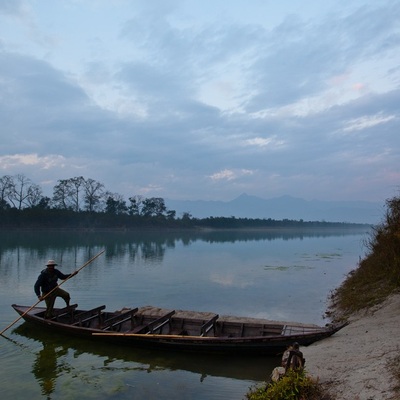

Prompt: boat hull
[11,304,347,355]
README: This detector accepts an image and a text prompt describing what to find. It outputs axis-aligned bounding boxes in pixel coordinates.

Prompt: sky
[0,0,399,204]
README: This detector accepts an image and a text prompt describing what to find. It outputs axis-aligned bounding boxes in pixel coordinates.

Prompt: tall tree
[26,183,43,208]
[69,176,85,212]
[166,209,176,219]
[141,197,167,217]
[105,192,128,215]
[84,178,105,212]
[0,175,14,209]
[52,179,72,210]
[128,195,144,216]
[34,196,52,210]
[52,176,85,211]
[9,174,35,209]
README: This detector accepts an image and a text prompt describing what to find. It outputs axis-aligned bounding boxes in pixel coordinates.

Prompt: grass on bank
[322,194,400,398]
[328,195,400,319]
[246,194,400,400]
[246,370,330,400]
[246,369,333,400]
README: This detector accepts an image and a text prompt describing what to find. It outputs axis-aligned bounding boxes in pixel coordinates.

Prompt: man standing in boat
[34,260,78,318]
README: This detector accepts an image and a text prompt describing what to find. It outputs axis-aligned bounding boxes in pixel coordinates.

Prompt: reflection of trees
[104,238,169,264]
[0,228,368,252]
[1,228,369,270]
[140,241,166,261]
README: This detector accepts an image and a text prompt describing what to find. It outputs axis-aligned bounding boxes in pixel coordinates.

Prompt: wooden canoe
[11,304,347,355]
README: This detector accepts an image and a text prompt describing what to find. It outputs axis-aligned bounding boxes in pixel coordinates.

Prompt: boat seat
[259,324,285,336]
[71,305,107,327]
[131,310,176,334]
[50,304,78,321]
[101,308,139,331]
[200,314,219,337]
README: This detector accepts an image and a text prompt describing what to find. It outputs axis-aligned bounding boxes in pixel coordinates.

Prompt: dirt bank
[303,293,400,399]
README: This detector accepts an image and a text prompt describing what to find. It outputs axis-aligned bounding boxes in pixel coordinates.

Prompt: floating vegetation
[316,253,342,259]
[298,252,343,262]
[263,265,313,271]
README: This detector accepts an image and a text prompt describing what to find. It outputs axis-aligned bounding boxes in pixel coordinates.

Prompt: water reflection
[33,341,67,398]
[13,322,278,387]
[2,228,369,399]
[0,228,369,265]
[10,324,277,400]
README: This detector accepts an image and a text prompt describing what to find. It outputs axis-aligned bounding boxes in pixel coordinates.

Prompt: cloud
[0,1,399,203]
[343,113,396,132]
[209,169,254,182]
[0,52,90,115]
[244,136,286,149]
[244,2,400,113]
[0,153,66,169]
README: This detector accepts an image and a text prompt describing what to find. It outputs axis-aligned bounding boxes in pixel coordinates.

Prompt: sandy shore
[303,293,400,400]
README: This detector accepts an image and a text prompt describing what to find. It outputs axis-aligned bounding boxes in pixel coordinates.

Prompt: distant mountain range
[166,194,384,224]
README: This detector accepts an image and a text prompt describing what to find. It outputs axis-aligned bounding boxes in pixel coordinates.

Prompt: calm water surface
[0,228,369,399]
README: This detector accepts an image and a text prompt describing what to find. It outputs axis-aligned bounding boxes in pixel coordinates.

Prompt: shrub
[246,369,328,400]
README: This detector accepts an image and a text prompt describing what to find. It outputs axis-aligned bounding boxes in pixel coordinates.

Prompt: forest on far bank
[0,206,370,231]
[0,174,370,231]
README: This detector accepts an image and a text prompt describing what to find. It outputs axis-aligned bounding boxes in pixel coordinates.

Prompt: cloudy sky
[0,0,399,204]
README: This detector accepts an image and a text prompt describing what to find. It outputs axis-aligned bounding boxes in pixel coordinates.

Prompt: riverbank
[304,293,400,399]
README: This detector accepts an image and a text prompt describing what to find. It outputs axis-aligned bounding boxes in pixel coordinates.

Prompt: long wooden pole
[0,249,105,336]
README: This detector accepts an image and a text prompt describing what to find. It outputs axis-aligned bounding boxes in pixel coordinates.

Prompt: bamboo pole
[0,249,105,336]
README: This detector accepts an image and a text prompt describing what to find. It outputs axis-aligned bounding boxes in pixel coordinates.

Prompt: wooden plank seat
[50,304,78,321]
[214,321,237,337]
[101,308,139,331]
[259,324,285,336]
[169,318,187,335]
[131,310,176,334]
[281,325,318,335]
[71,305,106,327]
[200,314,219,337]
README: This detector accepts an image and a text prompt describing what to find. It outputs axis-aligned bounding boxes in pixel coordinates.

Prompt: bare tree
[52,176,85,211]
[84,178,105,212]
[0,175,14,209]
[9,174,35,209]
[69,176,85,212]
[26,184,43,208]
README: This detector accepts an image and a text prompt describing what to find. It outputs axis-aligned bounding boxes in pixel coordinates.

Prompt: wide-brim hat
[46,260,58,266]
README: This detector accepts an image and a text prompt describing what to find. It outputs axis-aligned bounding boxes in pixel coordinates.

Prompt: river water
[0,228,369,399]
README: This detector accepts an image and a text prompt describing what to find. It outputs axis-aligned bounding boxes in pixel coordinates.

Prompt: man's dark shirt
[34,269,71,296]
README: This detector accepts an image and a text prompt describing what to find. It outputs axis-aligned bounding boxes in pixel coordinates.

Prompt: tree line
[0,174,369,230]
[0,174,176,218]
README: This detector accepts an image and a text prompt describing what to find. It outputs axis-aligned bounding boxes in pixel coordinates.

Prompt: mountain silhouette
[166,194,383,224]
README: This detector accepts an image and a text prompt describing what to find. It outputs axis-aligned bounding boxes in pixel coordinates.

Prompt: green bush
[246,369,327,400]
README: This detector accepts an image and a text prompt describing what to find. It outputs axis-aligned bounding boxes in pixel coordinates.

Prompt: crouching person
[285,342,305,372]
[270,342,305,383]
